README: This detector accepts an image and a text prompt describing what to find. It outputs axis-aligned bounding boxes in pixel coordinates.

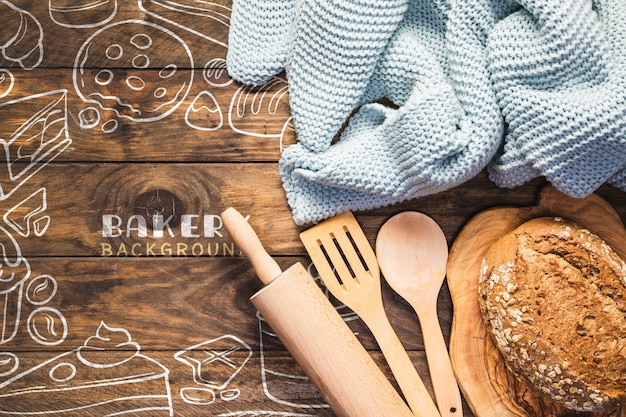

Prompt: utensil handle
[365,307,441,417]
[419,301,464,417]
[221,207,282,285]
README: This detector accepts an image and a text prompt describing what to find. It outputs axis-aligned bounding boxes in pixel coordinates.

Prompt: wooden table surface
[1,2,625,416]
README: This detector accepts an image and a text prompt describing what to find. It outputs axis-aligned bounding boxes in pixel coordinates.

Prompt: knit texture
[227,0,626,225]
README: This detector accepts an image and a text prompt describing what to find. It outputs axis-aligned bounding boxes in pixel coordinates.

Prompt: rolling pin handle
[221,207,282,285]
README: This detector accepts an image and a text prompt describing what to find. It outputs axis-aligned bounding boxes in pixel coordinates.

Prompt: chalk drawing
[138,0,230,49]
[0,352,18,377]
[258,262,358,409]
[228,76,295,150]
[203,58,233,87]
[215,412,315,417]
[49,0,118,28]
[4,188,50,238]
[0,89,72,202]
[73,20,194,132]
[0,69,14,98]
[0,322,174,416]
[0,225,31,345]
[25,274,57,305]
[175,335,252,406]
[27,306,67,346]
[0,1,44,69]
[185,90,223,131]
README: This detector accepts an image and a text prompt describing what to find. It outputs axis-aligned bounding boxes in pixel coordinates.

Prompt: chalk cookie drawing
[0,322,174,415]
[175,335,252,405]
[228,77,295,150]
[0,0,44,69]
[138,0,230,49]
[49,0,118,28]
[0,89,72,202]
[74,20,194,133]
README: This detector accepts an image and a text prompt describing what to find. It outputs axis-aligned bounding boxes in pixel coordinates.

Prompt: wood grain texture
[2,1,626,415]
[448,187,626,417]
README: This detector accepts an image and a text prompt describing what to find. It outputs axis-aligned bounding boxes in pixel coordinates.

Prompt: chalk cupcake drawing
[0,0,44,69]
[73,20,194,133]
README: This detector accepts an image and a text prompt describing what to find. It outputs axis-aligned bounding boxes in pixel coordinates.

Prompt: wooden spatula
[300,212,440,417]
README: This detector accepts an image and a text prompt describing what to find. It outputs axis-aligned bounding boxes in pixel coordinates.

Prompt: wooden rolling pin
[221,208,414,417]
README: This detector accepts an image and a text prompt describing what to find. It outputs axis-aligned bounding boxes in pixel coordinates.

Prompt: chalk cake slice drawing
[228,77,295,148]
[138,0,230,49]
[0,321,174,416]
[185,90,223,131]
[74,20,194,133]
[4,188,50,238]
[49,0,118,28]
[0,225,31,345]
[0,90,72,202]
[175,335,251,406]
[0,1,44,69]
[0,69,14,99]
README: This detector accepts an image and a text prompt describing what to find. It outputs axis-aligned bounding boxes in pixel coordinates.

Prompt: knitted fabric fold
[227,0,626,225]
[487,0,626,197]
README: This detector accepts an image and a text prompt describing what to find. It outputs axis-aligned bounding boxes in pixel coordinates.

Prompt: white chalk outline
[48,0,118,29]
[73,19,194,124]
[185,90,223,131]
[0,89,72,202]
[137,0,230,48]
[0,1,44,70]
[4,188,50,238]
[0,69,14,98]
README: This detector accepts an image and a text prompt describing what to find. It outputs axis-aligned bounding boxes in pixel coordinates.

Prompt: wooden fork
[300,212,440,417]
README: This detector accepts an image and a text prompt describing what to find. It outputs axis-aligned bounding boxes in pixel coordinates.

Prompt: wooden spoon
[376,211,463,417]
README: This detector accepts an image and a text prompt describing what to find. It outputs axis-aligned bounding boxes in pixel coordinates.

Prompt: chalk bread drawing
[74,20,194,132]
[0,0,44,69]
[0,69,14,99]
[49,0,118,28]
[0,322,174,416]
[175,335,252,405]
[228,77,295,150]
[138,0,230,49]
[0,90,72,202]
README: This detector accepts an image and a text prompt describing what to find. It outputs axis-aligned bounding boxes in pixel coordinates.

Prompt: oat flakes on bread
[478,217,626,412]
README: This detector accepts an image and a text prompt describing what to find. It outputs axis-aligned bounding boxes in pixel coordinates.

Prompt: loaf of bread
[478,217,626,412]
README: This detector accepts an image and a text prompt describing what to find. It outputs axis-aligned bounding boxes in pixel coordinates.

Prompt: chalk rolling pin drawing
[220,207,414,417]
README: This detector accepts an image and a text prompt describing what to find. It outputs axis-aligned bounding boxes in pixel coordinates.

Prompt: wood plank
[2,256,455,352]
[1,69,293,162]
[1,1,232,69]
[0,255,468,416]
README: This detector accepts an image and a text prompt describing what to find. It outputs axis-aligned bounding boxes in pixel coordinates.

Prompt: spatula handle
[221,207,282,285]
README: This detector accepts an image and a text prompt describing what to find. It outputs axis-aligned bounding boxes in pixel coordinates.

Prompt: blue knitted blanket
[227,0,626,225]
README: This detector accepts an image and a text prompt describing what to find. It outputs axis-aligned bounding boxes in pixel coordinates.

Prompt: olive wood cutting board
[447,186,626,417]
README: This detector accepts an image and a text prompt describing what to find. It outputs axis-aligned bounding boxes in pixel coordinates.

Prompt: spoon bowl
[376,211,463,417]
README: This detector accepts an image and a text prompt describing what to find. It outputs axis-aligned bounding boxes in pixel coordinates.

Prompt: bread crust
[478,217,626,412]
